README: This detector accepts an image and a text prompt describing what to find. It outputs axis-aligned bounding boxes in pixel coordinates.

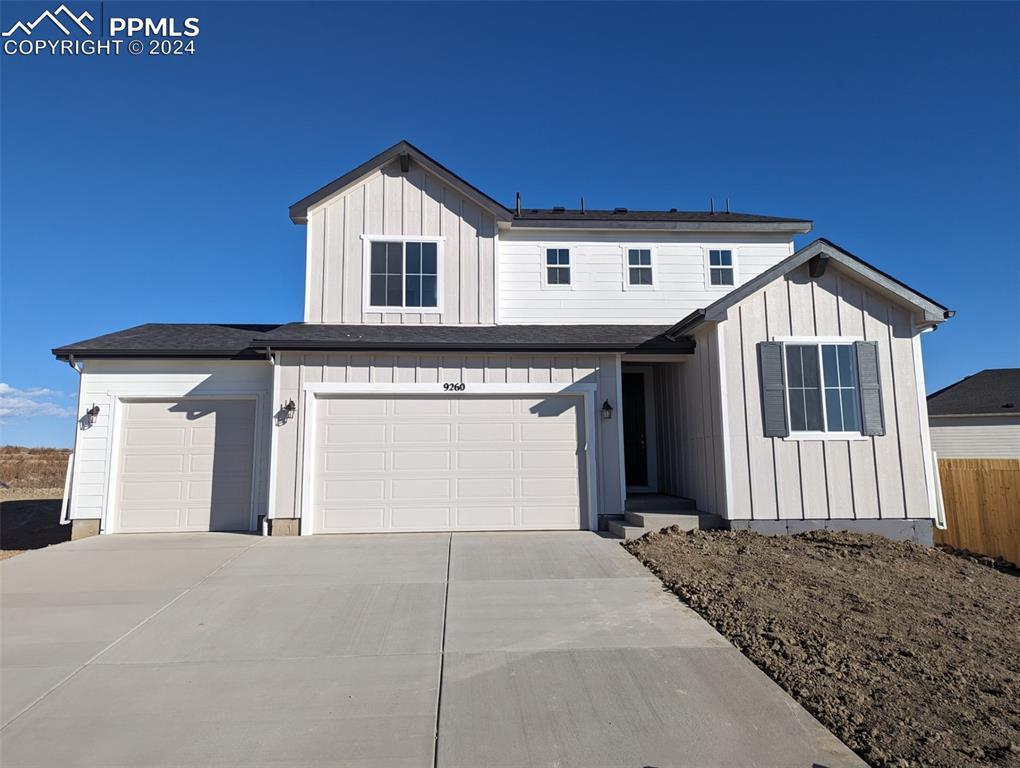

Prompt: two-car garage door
[310,395,586,533]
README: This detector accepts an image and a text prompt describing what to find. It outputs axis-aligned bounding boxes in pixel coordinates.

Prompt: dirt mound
[0,446,71,490]
[625,528,1020,768]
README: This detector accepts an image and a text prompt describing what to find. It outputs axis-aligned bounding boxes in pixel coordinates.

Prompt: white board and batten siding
[715,262,935,521]
[497,231,794,324]
[675,330,728,518]
[304,158,498,325]
[929,416,1020,458]
[67,360,273,530]
[271,352,624,529]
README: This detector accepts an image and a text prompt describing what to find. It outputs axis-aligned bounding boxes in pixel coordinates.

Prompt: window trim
[361,235,445,314]
[622,245,656,291]
[540,245,574,290]
[704,247,737,289]
[772,336,869,441]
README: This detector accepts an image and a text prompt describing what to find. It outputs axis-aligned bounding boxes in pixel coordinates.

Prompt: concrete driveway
[1,531,865,767]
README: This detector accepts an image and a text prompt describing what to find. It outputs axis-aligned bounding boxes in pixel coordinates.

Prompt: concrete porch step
[624,494,697,513]
[607,510,725,541]
[625,511,702,530]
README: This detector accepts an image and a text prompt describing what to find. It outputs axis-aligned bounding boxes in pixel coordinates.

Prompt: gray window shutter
[758,342,789,437]
[855,341,886,436]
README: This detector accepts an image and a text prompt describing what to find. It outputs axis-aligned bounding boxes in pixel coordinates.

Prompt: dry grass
[0,446,71,490]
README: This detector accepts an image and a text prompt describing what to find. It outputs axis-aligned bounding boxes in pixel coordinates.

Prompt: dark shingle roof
[53,323,693,359]
[927,369,1020,416]
[52,324,284,360]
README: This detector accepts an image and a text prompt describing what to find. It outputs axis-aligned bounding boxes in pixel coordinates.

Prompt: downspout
[59,355,85,525]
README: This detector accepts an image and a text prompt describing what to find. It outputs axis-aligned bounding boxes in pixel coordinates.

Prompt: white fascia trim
[266,357,282,523]
[304,382,597,396]
[715,323,733,519]
[772,335,865,343]
[359,234,446,242]
[298,382,600,535]
[493,227,501,324]
[928,413,1020,420]
[63,363,87,525]
[783,431,870,442]
[912,332,938,520]
[614,354,627,511]
[303,215,317,322]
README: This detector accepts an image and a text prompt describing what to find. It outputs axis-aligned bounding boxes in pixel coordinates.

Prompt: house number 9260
[443,383,466,392]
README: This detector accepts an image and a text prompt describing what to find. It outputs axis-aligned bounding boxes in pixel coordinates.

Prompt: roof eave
[52,348,262,361]
[508,219,813,233]
[249,339,695,354]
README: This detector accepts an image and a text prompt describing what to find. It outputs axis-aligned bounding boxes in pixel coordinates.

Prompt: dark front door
[622,372,648,487]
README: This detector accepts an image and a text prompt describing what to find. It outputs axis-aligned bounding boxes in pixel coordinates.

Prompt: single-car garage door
[311,395,586,533]
[114,399,256,532]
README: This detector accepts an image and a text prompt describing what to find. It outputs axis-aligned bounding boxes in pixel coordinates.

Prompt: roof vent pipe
[725,198,731,213]
[515,192,521,216]
[580,196,585,214]
[709,197,715,214]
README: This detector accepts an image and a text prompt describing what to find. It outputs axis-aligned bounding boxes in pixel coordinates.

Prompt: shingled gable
[288,140,514,225]
[664,237,952,339]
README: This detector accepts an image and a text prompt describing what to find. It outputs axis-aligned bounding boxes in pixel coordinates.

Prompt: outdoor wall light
[601,400,613,420]
[284,399,297,419]
[85,404,100,425]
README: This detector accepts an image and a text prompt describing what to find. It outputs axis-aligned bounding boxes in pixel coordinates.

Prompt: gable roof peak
[288,140,512,224]
[665,237,952,338]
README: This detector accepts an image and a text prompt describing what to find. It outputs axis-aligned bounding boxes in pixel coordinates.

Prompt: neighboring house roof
[53,323,694,360]
[288,140,514,224]
[665,237,953,338]
[512,208,812,233]
[927,369,1020,416]
[288,140,812,233]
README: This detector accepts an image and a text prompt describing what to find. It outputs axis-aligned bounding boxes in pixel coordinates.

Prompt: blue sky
[1,1,1018,447]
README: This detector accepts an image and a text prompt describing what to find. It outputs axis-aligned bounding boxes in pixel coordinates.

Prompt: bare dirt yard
[625,528,1020,768]
[0,446,71,558]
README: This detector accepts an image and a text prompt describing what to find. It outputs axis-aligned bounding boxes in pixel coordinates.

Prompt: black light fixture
[601,399,613,420]
[85,404,100,426]
[284,399,296,420]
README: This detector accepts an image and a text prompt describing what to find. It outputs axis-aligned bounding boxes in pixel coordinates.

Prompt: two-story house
[54,141,952,543]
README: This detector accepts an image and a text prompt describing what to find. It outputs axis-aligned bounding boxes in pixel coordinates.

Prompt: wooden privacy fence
[933,458,1020,565]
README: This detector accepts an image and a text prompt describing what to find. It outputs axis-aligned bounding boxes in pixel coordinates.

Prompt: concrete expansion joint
[432,532,453,768]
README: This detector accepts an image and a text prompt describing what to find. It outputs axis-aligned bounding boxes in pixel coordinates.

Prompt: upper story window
[545,248,571,285]
[627,249,653,286]
[708,249,734,286]
[368,240,439,310]
[785,343,861,433]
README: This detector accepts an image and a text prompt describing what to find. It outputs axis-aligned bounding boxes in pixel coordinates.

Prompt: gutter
[508,220,813,234]
[247,340,696,354]
[664,309,707,341]
[52,349,266,361]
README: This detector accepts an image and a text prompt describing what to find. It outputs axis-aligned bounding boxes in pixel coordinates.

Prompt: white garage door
[114,399,256,532]
[311,395,586,533]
